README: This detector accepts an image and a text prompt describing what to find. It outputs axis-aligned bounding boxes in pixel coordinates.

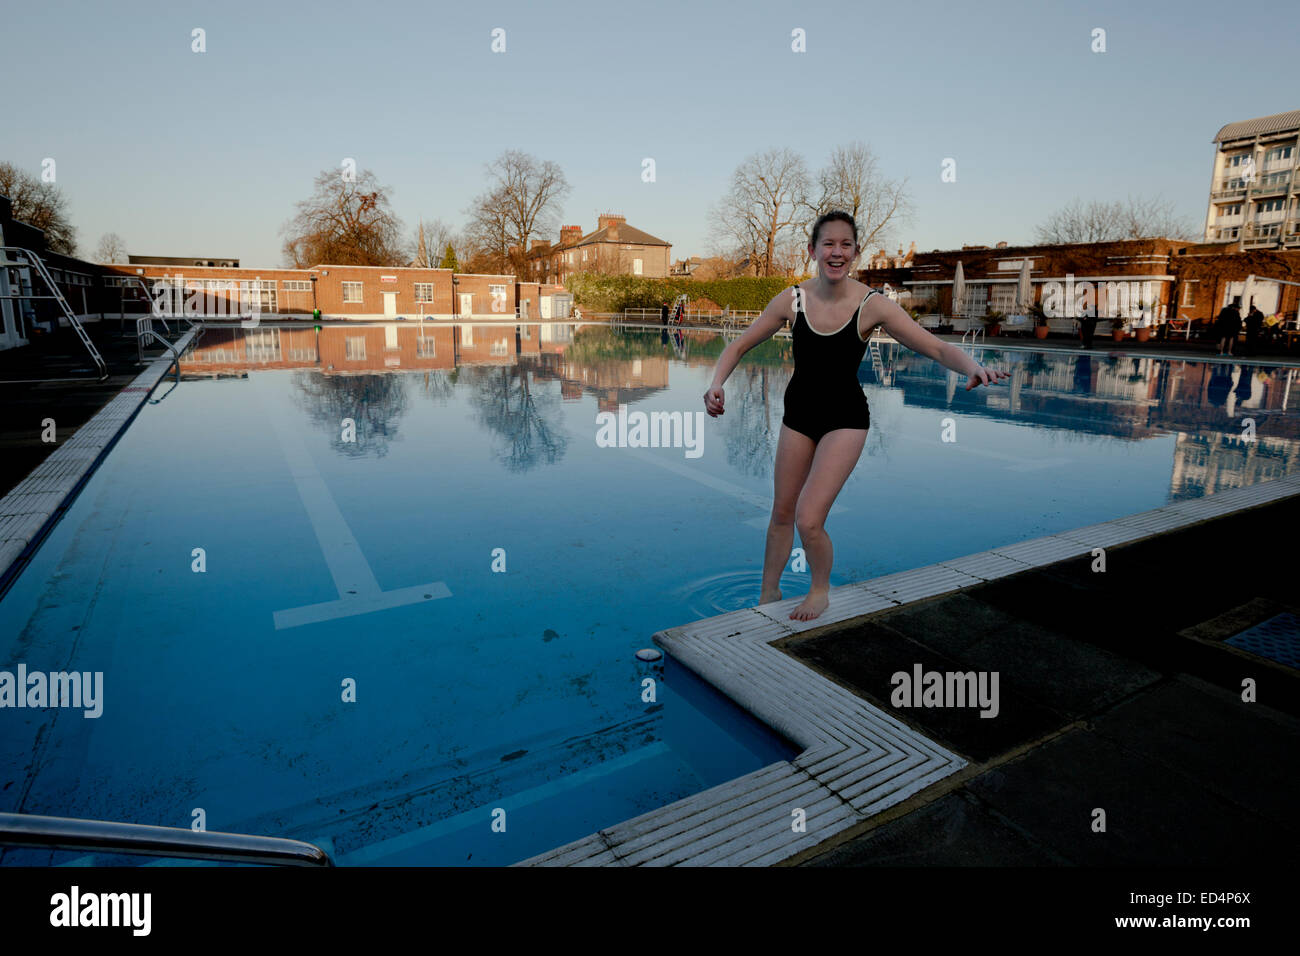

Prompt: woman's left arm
[862,293,1011,390]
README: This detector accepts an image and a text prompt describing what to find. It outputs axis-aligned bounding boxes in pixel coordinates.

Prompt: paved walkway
[788,492,1299,866]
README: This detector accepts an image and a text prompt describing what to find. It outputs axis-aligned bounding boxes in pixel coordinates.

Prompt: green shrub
[563,273,808,313]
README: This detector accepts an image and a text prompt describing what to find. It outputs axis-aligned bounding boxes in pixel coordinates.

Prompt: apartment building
[1204,109,1300,249]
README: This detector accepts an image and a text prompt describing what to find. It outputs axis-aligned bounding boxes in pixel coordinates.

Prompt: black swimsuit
[781,284,878,443]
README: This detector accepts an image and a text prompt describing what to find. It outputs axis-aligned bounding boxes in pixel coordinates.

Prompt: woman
[703,211,1010,621]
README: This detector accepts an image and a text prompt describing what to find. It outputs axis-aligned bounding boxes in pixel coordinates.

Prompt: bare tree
[802,142,913,271]
[1035,194,1198,244]
[0,161,77,254]
[409,218,460,268]
[281,167,406,267]
[94,232,128,263]
[462,184,514,274]
[710,148,811,277]
[463,151,570,278]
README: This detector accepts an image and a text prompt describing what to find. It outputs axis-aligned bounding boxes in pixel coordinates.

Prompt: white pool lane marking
[262,380,451,629]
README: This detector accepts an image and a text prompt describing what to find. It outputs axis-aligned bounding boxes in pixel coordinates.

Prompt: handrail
[0,811,333,867]
[0,246,108,380]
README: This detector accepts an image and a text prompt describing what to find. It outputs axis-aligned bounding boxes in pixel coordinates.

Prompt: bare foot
[789,589,829,621]
[758,588,783,605]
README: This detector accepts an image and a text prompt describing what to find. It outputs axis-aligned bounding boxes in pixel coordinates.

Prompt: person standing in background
[1215,298,1242,356]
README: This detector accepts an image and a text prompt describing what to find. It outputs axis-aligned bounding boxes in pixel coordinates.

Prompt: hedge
[563,272,810,313]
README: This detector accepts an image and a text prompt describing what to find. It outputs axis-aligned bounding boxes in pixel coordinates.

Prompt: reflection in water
[464,365,568,472]
[290,370,410,458]
[181,323,1300,496]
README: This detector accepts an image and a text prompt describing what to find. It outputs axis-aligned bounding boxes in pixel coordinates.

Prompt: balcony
[1249,176,1292,196]
[1211,184,1248,200]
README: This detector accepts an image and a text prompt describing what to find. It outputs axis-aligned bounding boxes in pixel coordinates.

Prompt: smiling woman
[703,210,1011,622]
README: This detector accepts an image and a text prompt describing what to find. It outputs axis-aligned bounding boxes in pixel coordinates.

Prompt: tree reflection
[289,370,411,458]
[463,364,567,471]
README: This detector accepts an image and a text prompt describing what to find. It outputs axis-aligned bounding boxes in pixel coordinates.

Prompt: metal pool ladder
[0,811,333,867]
[0,246,108,380]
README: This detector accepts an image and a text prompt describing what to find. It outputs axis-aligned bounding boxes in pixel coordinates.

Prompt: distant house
[527,213,671,283]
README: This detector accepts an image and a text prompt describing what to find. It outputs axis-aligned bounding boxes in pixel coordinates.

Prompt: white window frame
[342,281,364,304]
[414,282,434,303]
[345,336,366,360]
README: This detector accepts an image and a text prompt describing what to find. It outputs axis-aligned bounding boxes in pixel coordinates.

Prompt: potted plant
[1030,303,1050,339]
[1110,314,1128,341]
[981,310,1005,337]
[1133,302,1152,342]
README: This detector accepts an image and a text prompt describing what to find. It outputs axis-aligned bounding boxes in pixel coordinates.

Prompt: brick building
[859,237,1300,334]
[526,213,671,284]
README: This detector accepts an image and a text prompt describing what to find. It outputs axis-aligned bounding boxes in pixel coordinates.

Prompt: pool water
[2,322,1297,865]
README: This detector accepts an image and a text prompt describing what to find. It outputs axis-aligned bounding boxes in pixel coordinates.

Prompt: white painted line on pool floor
[261,377,451,629]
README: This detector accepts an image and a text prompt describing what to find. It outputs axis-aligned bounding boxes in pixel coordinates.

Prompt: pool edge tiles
[515,472,1300,867]
[0,331,198,595]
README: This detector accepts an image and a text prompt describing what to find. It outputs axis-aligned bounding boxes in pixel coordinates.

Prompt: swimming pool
[2,321,1297,865]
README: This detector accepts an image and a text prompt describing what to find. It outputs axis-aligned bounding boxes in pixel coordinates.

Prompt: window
[345,336,366,360]
[910,283,939,303]
[416,336,436,357]
[990,285,1017,313]
[488,284,506,312]
[342,282,363,303]
[288,348,315,362]
[1218,203,1242,217]
[1264,145,1294,162]
[633,258,643,275]
[1229,153,1252,167]
[282,280,312,291]
[247,279,277,312]
[414,282,434,302]
[1181,282,1197,307]
[1257,198,1285,214]
[490,338,508,356]
[581,249,587,261]
[1216,227,1240,240]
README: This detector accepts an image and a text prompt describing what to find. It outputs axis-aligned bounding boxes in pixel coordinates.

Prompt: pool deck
[0,325,196,594]
[518,474,1300,866]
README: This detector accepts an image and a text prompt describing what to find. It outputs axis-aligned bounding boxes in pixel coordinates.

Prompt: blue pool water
[2,322,1298,865]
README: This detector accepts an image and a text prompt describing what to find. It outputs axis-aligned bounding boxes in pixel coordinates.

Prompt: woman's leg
[790,428,868,621]
[760,425,816,604]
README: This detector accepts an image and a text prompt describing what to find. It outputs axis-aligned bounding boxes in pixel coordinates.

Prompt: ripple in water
[672,569,806,620]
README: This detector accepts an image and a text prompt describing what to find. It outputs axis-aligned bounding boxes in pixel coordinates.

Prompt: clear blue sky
[3,0,1296,266]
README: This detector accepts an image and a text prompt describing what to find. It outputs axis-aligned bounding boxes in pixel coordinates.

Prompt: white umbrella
[1240,273,1255,313]
[1016,259,1032,315]
[952,261,965,319]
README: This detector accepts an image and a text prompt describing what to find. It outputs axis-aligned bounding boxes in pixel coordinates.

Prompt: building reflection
[176,323,1300,494]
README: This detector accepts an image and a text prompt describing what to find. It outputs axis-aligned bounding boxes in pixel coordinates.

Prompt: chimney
[597,212,625,240]
[530,239,551,252]
[560,225,582,245]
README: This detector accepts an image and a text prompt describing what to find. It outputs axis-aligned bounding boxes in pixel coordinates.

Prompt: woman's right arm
[704,291,792,417]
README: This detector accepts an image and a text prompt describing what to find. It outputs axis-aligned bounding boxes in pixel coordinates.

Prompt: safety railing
[0,246,108,380]
[0,811,333,866]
